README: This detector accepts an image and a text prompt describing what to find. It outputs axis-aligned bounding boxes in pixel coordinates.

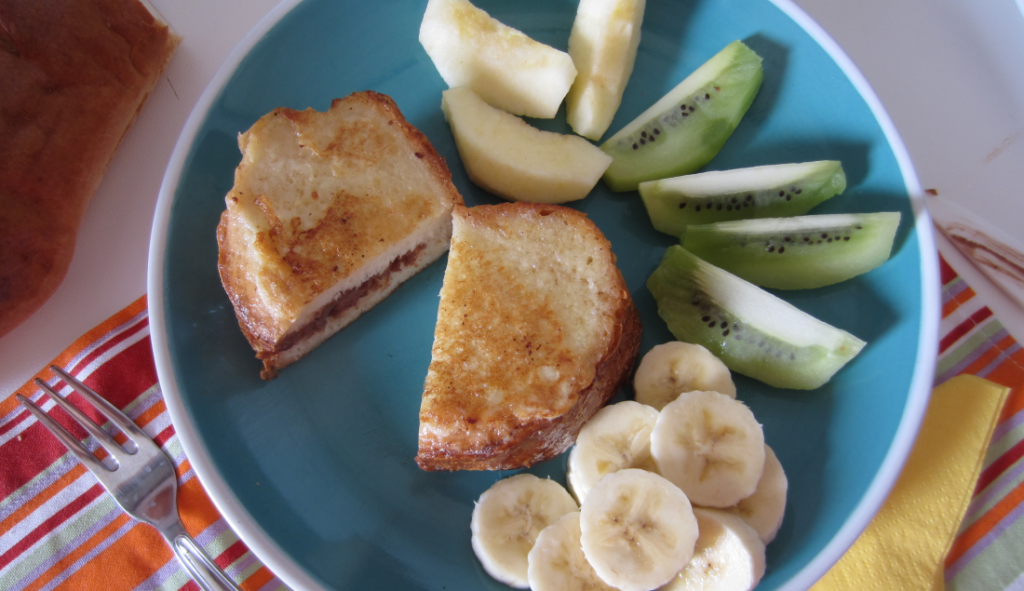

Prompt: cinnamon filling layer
[269,243,427,355]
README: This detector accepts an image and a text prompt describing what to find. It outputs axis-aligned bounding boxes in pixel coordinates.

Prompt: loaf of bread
[416,203,642,470]
[0,0,179,336]
[217,91,464,378]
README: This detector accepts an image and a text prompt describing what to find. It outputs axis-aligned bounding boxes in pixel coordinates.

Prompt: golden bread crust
[0,0,179,336]
[416,203,642,470]
[217,91,463,377]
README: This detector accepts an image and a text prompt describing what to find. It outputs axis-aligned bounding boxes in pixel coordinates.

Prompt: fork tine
[49,366,146,444]
[16,394,111,473]
[34,377,127,461]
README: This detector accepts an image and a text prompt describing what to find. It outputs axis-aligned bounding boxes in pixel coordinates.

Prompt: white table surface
[2,0,1022,412]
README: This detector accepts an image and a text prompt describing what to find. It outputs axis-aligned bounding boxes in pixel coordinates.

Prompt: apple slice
[419,0,577,119]
[442,86,613,203]
[566,0,646,140]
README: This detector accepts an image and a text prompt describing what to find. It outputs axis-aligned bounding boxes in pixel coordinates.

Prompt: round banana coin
[471,473,579,588]
[527,512,618,591]
[634,342,737,410]
[651,390,765,508]
[660,508,766,591]
[727,444,788,544]
[580,469,699,591]
[567,400,660,504]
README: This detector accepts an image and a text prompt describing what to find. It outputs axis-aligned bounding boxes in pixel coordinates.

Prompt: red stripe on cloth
[940,252,958,286]
[0,464,87,538]
[939,307,994,353]
[0,407,33,437]
[217,539,249,568]
[0,420,84,500]
[48,330,155,417]
[66,314,148,380]
[995,367,1024,423]
[22,322,154,442]
[0,483,105,571]
[154,424,176,448]
[976,437,1024,494]
[79,336,158,411]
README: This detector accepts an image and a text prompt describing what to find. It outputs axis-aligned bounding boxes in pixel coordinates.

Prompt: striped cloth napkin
[0,297,285,591]
[0,252,1022,591]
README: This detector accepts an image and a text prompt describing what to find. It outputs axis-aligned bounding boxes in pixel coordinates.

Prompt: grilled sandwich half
[217,91,463,378]
[417,203,642,470]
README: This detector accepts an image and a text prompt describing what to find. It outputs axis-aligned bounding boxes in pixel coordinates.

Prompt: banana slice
[726,444,788,544]
[634,342,737,410]
[471,473,579,588]
[527,512,618,591]
[659,508,766,591]
[580,469,700,591]
[567,401,661,504]
[651,390,765,508]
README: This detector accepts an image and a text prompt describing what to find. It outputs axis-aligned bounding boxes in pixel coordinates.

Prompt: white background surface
[2,0,1022,432]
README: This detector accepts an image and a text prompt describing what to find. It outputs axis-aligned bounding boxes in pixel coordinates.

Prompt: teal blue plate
[148,0,939,589]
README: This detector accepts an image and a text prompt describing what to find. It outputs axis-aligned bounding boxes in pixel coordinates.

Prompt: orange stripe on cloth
[946,475,1024,567]
[242,564,277,591]
[999,383,1024,426]
[132,397,166,432]
[178,474,227,538]
[953,332,1024,385]
[175,464,279,591]
[942,284,977,319]
[20,513,134,591]
[49,518,172,591]
[989,345,1024,422]
[0,464,87,537]
[176,458,193,481]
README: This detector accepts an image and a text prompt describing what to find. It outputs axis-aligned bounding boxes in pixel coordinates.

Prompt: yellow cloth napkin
[811,374,1009,591]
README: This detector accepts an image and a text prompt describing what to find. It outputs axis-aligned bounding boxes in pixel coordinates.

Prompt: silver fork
[17,365,243,591]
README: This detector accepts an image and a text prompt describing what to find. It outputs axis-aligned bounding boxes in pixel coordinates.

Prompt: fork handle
[161,523,244,591]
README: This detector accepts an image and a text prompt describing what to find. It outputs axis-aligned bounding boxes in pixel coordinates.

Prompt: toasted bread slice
[0,0,178,337]
[217,91,463,378]
[416,203,642,470]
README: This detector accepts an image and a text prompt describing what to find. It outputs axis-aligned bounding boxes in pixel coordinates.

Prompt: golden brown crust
[416,203,642,470]
[217,91,463,377]
[0,0,179,336]
[418,296,641,470]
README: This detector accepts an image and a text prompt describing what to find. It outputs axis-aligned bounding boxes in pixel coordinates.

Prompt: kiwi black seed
[682,212,903,289]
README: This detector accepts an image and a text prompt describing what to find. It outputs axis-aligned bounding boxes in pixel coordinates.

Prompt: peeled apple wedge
[419,0,577,119]
[441,86,612,203]
[565,0,646,140]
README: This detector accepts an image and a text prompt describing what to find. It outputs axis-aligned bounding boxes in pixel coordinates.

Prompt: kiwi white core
[604,40,745,143]
[695,254,865,350]
[642,161,840,197]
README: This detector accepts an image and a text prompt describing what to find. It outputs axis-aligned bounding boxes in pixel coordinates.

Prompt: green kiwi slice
[647,245,866,390]
[600,40,763,192]
[639,161,847,237]
[683,212,901,289]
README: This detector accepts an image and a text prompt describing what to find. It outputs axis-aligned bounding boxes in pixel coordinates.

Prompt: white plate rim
[146,1,941,589]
